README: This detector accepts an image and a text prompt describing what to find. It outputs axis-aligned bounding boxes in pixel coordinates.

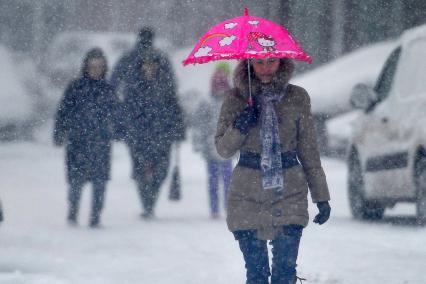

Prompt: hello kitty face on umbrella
[248,32,276,52]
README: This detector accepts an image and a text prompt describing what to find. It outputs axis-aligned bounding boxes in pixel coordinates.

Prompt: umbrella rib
[247,59,252,105]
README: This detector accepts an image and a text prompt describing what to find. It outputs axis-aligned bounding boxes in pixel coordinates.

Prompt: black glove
[53,130,65,146]
[313,201,331,225]
[233,98,260,135]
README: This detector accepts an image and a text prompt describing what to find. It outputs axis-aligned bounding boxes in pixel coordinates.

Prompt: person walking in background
[110,27,185,219]
[215,57,331,283]
[53,48,118,228]
[192,62,233,219]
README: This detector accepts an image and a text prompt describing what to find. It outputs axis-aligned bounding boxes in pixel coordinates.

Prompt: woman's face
[87,58,106,80]
[251,58,280,83]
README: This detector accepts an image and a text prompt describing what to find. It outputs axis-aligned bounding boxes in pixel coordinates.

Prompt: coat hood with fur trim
[233,58,295,99]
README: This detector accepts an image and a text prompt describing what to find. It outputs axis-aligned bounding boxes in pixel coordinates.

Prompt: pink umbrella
[182,7,312,66]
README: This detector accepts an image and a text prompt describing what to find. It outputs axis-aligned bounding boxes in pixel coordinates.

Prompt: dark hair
[81,48,108,79]
[233,58,294,93]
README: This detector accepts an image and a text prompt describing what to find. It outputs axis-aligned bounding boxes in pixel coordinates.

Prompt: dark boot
[67,213,77,225]
[141,155,170,217]
[89,215,100,228]
[138,183,159,218]
[89,180,106,227]
[67,181,83,225]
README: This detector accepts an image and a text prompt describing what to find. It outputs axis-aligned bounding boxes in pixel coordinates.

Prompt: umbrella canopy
[182,8,312,66]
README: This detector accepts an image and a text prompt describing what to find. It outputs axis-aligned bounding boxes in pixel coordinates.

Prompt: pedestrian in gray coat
[192,62,234,218]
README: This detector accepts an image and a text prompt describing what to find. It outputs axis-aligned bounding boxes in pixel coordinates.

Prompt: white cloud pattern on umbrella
[248,20,259,26]
[224,22,238,29]
[219,35,236,46]
[194,46,213,57]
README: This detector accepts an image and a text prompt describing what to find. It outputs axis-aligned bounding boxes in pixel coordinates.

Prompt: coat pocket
[282,165,308,199]
[228,166,262,201]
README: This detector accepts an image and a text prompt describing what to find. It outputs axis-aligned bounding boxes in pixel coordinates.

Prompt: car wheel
[415,156,426,224]
[348,150,385,220]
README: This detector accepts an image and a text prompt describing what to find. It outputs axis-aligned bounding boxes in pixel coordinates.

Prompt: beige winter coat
[215,60,330,240]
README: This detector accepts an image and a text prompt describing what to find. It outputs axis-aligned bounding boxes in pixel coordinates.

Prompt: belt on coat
[237,151,300,170]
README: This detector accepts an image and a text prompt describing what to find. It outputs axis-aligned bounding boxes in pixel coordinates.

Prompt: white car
[326,110,362,157]
[292,40,396,154]
[348,24,426,222]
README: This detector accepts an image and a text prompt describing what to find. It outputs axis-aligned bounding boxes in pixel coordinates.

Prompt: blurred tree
[0,0,33,52]
[285,0,333,69]
[402,0,426,29]
[342,0,423,53]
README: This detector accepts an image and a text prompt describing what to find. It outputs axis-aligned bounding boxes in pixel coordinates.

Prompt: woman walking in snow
[215,57,331,283]
[53,48,118,228]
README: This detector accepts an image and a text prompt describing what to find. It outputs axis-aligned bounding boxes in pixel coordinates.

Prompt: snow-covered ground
[1,122,425,284]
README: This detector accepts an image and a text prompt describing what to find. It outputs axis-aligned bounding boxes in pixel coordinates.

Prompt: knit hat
[138,26,155,47]
[215,61,231,75]
[82,47,107,78]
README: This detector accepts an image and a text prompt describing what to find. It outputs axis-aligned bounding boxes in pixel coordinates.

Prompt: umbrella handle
[248,96,254,106]
[247,59,253,106]
[244,6,251,102]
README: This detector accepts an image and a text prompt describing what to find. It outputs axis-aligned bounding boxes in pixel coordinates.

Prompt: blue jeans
[207,159,232,215]
[233,225,303,284]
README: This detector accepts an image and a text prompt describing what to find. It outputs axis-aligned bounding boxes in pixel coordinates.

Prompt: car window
[374,47,401,103]
[394,38,426,99]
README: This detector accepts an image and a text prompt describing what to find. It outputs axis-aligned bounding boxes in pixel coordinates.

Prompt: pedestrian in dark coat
[215,57,331,284]
[110,27,185,218]
[110,27,180,137]
[53,48,118,227]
